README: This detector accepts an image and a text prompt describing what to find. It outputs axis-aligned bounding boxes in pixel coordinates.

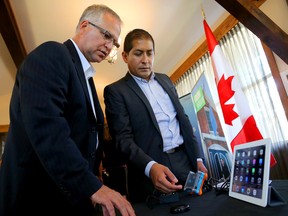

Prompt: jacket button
[91,127,97,133]
[90,152,96,159]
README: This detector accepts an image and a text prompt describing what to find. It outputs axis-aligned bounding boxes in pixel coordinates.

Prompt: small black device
[146,191,180,209]
[170,204,190,214]
[159,192,179,203]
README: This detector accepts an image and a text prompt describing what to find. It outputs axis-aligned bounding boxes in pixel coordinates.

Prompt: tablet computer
[229,138,271,207]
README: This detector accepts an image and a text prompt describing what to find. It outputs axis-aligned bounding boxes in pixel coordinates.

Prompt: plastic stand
[267,186,286,207]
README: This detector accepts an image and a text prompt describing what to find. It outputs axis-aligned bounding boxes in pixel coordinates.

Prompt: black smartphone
[170,204,190,214]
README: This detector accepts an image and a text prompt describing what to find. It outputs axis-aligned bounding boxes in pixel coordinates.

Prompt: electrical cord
[207,177,230,195]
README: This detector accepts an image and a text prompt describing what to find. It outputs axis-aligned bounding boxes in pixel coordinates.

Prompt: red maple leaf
[217,75,239,125]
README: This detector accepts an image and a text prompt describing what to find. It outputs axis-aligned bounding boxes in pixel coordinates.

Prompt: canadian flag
[203,19,276,167]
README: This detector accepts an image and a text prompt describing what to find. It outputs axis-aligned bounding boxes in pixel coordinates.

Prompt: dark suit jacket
[0,40,104,215]
[104,72,204,203]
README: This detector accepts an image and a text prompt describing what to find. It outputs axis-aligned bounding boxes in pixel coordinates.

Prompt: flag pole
[201,5,206,20]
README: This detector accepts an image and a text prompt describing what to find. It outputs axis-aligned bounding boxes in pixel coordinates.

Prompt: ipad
[229,138,271,207]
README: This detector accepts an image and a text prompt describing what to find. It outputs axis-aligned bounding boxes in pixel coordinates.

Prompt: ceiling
[0,0,228,110]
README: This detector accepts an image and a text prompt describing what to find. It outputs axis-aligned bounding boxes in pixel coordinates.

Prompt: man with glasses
[0,4,135,216]
[88,21,120,49]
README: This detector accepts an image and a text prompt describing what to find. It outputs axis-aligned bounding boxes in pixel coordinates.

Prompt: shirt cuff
[145,161,157,177]
[197,158,203,162]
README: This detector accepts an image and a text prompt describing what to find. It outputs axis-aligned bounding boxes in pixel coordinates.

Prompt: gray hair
[77,4,122,29]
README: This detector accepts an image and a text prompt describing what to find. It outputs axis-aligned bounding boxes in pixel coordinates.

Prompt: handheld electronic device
[184,171,208,195]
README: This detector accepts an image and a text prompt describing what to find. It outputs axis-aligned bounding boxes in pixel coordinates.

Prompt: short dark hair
[123,29,155,53]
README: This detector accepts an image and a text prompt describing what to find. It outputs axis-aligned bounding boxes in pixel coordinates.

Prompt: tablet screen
[229,138,271,207]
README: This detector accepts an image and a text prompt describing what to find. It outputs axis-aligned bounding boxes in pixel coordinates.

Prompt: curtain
[174,23,288,178]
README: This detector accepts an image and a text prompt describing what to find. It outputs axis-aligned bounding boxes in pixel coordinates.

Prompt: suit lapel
[124,73,161,133]
[63,40,103,124]
[64,40,90,101]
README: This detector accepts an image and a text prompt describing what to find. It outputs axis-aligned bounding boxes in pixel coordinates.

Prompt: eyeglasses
[88,21,120,48]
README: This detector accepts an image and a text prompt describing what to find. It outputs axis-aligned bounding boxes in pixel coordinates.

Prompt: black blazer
[0,40,104,215]
[104,72,203,202]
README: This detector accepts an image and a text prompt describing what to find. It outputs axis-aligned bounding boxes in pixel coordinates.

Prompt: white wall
[261,0,288,33]
[0,94,11,124]
[0,34,15,125]
[261,0,288,73]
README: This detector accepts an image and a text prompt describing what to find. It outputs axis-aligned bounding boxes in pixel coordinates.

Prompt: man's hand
[197,161,208,174]
[149,163,183,193]
[90,185,135,216]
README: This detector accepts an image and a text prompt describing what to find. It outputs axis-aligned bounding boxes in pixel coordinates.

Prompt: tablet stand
[267,186,286,206]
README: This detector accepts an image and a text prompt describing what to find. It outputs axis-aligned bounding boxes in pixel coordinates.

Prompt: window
[175,23,288,145]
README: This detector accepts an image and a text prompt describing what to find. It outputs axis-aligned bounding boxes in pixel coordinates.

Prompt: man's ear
[79,20,89,29]
[122,51,128,63]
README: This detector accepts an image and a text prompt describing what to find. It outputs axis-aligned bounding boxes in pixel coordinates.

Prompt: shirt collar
[129,71,155,83]
[70,39,95,79]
